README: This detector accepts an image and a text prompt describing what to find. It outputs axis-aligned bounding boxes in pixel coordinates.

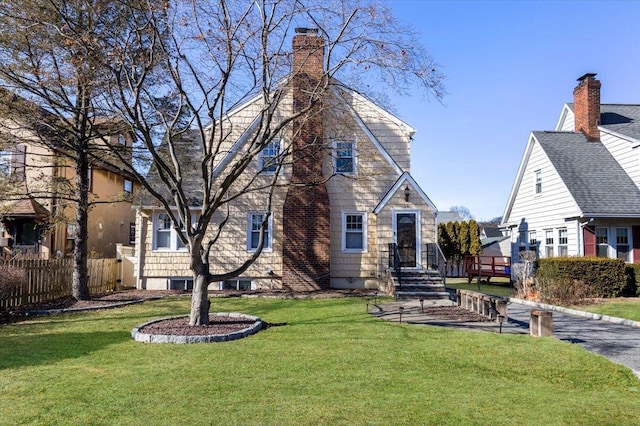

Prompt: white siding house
[503,73,640,264]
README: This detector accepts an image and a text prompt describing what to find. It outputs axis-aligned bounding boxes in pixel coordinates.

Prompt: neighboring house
[502,73,640,264]
[134,29,439,291]
[0,95,137,258]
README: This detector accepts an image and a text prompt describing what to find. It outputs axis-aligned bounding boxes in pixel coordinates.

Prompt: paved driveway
[506,301,640,378]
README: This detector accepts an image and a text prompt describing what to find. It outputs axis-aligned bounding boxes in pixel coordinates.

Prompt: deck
[463,255,511,283]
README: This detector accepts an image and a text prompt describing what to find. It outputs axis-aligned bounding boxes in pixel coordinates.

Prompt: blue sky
[385,0,640,221]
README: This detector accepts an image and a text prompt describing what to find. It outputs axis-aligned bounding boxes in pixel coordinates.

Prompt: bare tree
[1,0,444,324]
[0,0,154,299]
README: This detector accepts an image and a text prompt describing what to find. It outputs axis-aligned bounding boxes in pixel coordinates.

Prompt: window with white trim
[0,150,11,175]
[535,170,542,194]
[342,212,367,252]
[169,278,193,290]
[616,228,630,262]
[153,212,190,251]
[558,228,568,256]
[334,141,356,174]
[124,179,133,193]
[259,139,280,174]
[247,212,271,251]
[596,227,608,257]
[220,279,254,290]
[544,230,554,257]
[528,231,538,255]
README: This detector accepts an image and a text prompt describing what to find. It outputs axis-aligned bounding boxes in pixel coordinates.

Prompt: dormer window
[334,140,356,174]
[118,134,126,146]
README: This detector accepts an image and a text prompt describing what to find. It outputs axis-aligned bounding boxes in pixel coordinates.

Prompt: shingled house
[133,29,440,292]
[502,73,640,263]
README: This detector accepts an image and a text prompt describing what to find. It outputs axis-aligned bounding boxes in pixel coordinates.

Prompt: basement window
[220,279,254,291]
[168,278,193,291]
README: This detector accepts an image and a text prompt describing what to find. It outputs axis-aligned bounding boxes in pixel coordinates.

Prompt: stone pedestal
[530,310,553,337]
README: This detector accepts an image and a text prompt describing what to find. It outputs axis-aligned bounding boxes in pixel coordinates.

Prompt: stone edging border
[507,297,640,328]
[131,312,263,344]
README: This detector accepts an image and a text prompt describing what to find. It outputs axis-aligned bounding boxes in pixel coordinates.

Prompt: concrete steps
[392,269,450,300]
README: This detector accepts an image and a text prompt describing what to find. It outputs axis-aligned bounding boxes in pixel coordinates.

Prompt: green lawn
[1,297,639,425]
[579,298,640,322]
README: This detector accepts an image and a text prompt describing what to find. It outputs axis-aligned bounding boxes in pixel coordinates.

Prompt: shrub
[0,264,26,301]
[536,257,626,303]
[624,264,640,297]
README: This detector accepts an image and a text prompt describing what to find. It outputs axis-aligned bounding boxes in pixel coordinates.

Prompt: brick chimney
[281,28,331,291]
[573,73,601,141]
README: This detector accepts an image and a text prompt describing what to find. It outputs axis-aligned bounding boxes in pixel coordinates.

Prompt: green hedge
[624,264,640,297]
[536,257,627,299]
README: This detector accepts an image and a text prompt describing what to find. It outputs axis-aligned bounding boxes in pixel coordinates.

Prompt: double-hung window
[616,228,630,261]
[0,150,11,176]
[342,212,366,252]
[535,170,542,194]
[248,212,271,251]
[544,230,554,257]
[596,227,608,257]
[558,228,568,256]
[154,212,190,251]
[528,231,538,254]
[259,139,280,174]
[334,141,356,174]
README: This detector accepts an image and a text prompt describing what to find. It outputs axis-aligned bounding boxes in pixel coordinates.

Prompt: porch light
[404,185,410,202]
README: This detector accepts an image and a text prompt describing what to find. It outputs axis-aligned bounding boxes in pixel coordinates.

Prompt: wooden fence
[0,258,119,312]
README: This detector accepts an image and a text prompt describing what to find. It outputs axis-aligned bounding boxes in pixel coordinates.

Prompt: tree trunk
[72,150,90,301]
[189,256,210,326]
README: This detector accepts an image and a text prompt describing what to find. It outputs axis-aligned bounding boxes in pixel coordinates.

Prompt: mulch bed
[422,306,493,322]
[139,315,258,336]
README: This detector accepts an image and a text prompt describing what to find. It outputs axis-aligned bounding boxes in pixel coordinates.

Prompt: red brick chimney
[573,73,601,141]
[281,28,331,291]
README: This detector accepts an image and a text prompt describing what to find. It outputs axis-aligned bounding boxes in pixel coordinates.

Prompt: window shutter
[583,226,596,256]
[632,226,640,264]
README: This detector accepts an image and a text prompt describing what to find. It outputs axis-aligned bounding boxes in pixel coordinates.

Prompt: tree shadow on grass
[0,330,130,370]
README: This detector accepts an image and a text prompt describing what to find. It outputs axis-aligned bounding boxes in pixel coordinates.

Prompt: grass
[1,297,640,425]
[445,277,514,298]
[578,298,640,322]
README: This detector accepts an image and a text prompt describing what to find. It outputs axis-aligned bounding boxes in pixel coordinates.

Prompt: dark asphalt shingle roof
[533,131,640,215]
[138,130,205,207]
[568,103,640,142]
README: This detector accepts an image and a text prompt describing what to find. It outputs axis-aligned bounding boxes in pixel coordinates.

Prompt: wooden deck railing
[463,255,511,283]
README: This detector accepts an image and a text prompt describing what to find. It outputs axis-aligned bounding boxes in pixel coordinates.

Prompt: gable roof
[534,131,640,217]
[373,172,437,214]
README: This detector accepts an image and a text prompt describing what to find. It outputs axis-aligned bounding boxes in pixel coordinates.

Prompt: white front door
[394,211,421,268]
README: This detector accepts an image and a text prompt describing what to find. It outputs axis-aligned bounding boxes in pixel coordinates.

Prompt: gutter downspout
[135,207,144,289]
